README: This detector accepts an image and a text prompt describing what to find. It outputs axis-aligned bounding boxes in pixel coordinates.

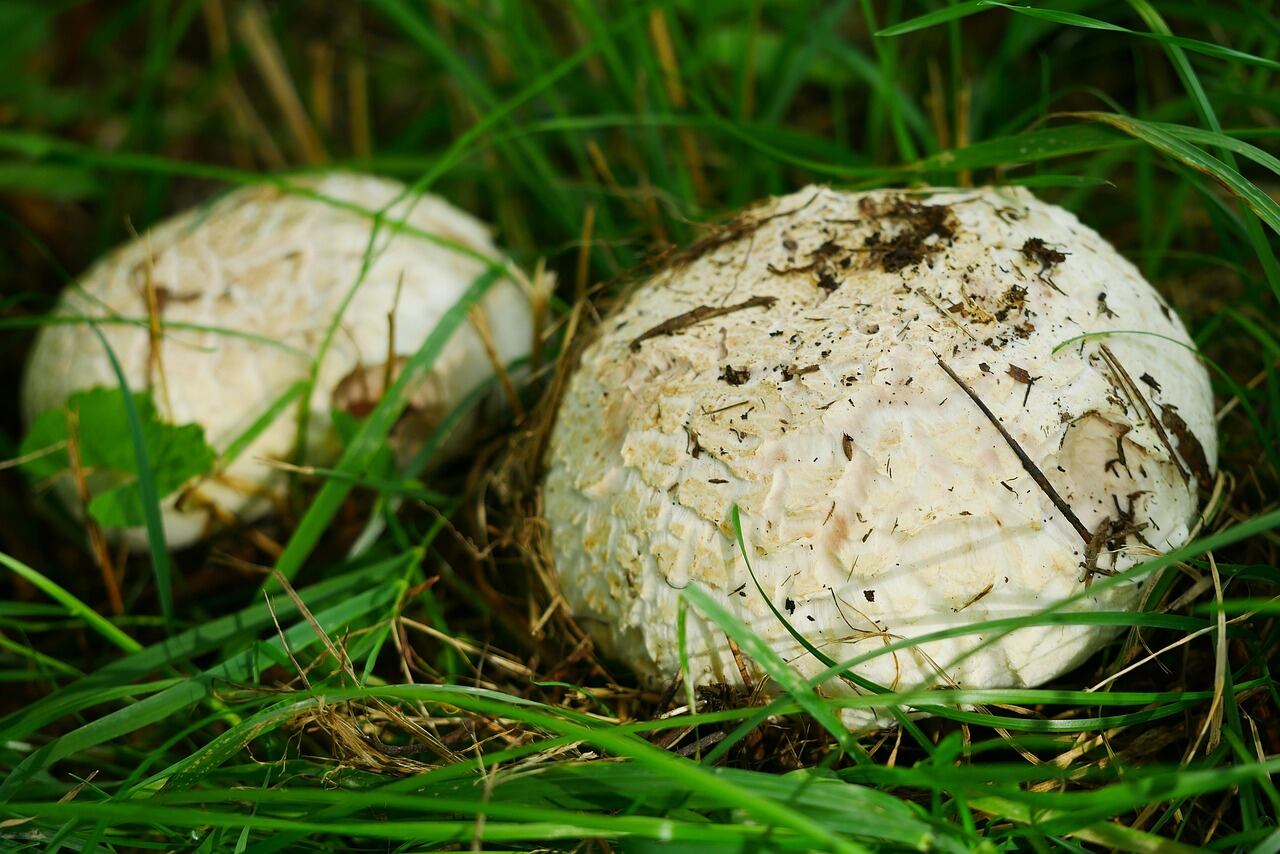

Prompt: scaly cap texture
[544,185,1215,726]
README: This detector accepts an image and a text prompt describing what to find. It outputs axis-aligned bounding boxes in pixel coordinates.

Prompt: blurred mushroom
[543,185,1215,726]
[23,172,532,548]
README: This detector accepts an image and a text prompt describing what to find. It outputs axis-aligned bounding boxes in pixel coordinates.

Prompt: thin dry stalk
[469,305,524,419]
[64,410,123,615]
[1099,343,1190,486]
[307,41,334,132]
[237,2,328,164]
[1187,552,1227,756]
[530,258,555,373]
[347,53,372,159]
[937,356,1090,542]
[0,440,67,472]
[201,0,286,168]
[647,8,708,203]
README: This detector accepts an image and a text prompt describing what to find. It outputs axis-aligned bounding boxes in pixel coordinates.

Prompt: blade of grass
[94,683,875,854]
[875,0,987,37]
[266,266,502,589]
[1123,0,1280,302]
[984,2,1280,71]
[882,0,1280,73]
[0,556,405,742]
[0,552,139,655]
[681,582,861,758]
[0,578,404,801]
[1064,113,1280,238]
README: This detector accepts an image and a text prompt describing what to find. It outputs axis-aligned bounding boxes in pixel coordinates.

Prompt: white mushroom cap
[23,172,532,549]
[543,185,1216,726]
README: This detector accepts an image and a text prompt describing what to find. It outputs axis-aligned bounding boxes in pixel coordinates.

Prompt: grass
[0,0,1278,851]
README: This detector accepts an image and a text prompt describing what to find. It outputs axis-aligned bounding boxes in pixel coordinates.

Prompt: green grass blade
[681,582,858,756]
[0,314,310,358]
[0,579,402,802]
[267,267,502,588]
[985,1,1280,72]
[875,0,987,37]
[0,552,139,655]
[89,325,173,630]
[0,557,404,742]
[1068,113,1280,237]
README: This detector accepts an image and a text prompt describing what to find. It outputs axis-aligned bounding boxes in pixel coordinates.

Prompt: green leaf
[19,386,216,529]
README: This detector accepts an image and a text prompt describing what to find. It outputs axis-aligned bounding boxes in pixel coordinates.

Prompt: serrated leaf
[19,387,215,529]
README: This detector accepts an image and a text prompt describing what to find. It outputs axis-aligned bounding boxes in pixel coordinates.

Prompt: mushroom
[22,172,532,549]
[543,185,1216,726]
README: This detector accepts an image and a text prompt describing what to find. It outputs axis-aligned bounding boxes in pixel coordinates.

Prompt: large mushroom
[543,185,1216,725]
[22,172,532,549]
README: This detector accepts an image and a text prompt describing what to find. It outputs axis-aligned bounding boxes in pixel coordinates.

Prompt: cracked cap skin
[23,172,532,549]
[543,184,1216,728]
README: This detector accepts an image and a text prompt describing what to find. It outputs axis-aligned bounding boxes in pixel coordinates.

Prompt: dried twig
[937,357,1090,543]
[674,730,728,757]
[726,635,754,693]
[666,193,818,271]
[916,287,978,342]
[630,295,777,351]
[1099,344,1189,486]
[237,2,327,164]
[65,410,124,615]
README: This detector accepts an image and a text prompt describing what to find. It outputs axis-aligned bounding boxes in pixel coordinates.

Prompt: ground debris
[630,295,777,351]
[1081,503,1150,585]
[1021,237,1068,292]
[1161,404,1213,491]
[720,364,751,386]
[669,194,818,268]
[860,195,957,273]
[938,356,1091,543]
[1098,344,1190,487]
[1007,363,1040,406]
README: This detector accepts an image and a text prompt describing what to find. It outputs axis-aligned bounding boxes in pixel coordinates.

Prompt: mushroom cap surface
[543,185,1216,726]
[23,172,531,548]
